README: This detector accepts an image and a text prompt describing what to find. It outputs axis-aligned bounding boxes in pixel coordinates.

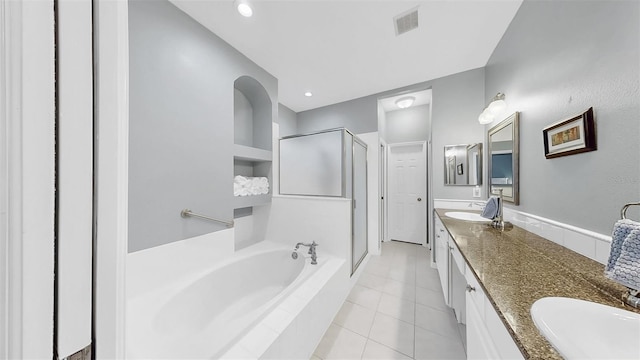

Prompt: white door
[387,142,426,245]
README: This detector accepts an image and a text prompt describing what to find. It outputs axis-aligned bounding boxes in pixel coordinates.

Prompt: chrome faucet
[491,188,505,230]
[294,241,318,265]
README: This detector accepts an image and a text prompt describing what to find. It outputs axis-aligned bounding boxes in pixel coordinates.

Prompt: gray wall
[277,103,298,137]
[297,94,379,134]
[385,104,431,144]
[377,102,387,141]
[296,68,486,201]
[485,0,640,235]
[128,0,277,252]
[427,68,486,200]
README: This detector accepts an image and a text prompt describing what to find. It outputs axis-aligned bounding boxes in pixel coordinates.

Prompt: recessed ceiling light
[395,96,415,109]
[304,92,313,97]
[234,0,253,17]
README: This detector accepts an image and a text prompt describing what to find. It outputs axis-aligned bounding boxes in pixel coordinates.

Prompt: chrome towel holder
[180,209,234,228]
[620,202,640,220]
[616,202,640,308]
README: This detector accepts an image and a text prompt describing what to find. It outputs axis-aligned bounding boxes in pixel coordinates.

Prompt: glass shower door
[352,139,368,274]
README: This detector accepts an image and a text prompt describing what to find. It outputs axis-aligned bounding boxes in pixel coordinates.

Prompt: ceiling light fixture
[478,92,506,125]
[304,92,313,97]
[395,96,415,109]
[234,0,253,17]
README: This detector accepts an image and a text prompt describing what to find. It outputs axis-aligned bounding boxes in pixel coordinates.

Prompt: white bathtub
[127,241,346,359]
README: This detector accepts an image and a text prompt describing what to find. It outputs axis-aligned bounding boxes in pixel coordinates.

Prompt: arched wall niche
[234,75,272,151]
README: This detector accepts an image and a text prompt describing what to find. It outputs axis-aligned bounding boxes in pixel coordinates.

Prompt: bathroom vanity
[434,209,639,359]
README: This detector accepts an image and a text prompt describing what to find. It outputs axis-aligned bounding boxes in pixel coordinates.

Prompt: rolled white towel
[257,177,268,185]
[234,175,249,185]
[234,176,269,196]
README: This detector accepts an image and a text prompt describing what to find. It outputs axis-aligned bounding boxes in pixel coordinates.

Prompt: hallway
[312,241,466,359]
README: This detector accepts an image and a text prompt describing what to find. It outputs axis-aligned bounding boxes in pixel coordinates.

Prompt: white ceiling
[170,0,523,113]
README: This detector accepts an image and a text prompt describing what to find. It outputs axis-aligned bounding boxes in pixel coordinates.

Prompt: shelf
[234,193,272,209]
[233,144,272,162]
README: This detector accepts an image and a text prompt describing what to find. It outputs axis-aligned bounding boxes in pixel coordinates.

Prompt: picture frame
[543,107,596,159]
[456,163,463,175]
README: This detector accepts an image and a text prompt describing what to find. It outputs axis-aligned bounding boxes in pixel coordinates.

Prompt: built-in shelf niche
[233,75,273,213]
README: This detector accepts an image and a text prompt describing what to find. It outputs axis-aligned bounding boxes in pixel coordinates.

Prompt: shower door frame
[351,136,369,275]
[279,128,369,275]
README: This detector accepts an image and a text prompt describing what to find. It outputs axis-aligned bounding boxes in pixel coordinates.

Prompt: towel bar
[620,202,640,220]
[180,209,234,228]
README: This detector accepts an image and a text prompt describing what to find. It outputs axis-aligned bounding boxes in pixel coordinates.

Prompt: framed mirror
[444,143,482,186]
[487,112,519,204]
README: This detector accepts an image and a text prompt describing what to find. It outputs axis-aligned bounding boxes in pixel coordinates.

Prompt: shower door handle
[417,198,422,202]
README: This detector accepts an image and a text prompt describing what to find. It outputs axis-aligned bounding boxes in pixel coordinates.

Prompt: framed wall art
[543,107,596,159]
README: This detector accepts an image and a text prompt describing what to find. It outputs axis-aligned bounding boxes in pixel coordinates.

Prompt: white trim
[0,0,14,356]
[427,139,433,251]
[272,194,352,202]
[56,1,94,356]
[434,199,612,264]
[379,137,387,248]
[93,0,129,358]
[433,198,611,242]
[434,198,479,203]
[512,209,611,242]
[1,1,56,358]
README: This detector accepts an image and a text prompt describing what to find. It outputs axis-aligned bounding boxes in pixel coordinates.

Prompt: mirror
[488,112,519,204]
[444,143,482,186]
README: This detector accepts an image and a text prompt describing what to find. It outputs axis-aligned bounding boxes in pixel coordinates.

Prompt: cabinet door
[466,292,500,360]
[484,297,525,359]
[435,229,449,305]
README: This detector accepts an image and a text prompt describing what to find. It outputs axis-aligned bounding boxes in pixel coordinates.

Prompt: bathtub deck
[312,241,466,360]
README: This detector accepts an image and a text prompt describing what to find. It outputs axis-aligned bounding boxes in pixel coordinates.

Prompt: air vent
[394,6,419,36]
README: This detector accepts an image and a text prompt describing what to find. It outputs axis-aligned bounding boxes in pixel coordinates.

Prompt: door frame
[385,141,428,246]
[379,138,387,247]
[0,1,130,357]
[1,1,56,358]
[93,0,130,358]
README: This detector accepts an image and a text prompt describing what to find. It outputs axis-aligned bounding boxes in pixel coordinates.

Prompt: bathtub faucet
[294,241,318,265]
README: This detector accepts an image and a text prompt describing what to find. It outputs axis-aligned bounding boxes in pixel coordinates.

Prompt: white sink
[444,211,489,222]
[531,297,640,359]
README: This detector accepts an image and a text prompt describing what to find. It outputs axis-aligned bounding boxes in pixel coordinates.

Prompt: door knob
[417,198,422,201]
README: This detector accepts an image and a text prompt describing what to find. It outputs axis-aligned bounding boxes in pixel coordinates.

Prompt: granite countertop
[435,209,640,360]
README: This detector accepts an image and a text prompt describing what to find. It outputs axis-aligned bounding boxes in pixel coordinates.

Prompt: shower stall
[279,128,368,275]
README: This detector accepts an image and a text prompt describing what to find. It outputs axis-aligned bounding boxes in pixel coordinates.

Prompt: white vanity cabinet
[435,212,524,360]
[435,214,467,321]
[465,264,524,360]
[434,215,450,305]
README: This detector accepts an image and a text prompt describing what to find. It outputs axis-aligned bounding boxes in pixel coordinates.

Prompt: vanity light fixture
[304,91,313,97]
[395,96,415,109]
[234,0,253,17]
[478,92,506,125]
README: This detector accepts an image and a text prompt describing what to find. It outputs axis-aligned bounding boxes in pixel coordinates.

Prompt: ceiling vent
[394,6,419,36]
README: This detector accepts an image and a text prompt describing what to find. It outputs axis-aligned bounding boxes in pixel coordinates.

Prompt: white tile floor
[312,241,466,360]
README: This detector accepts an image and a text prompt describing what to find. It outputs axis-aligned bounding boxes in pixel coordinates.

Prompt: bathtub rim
[126,241,334,359]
